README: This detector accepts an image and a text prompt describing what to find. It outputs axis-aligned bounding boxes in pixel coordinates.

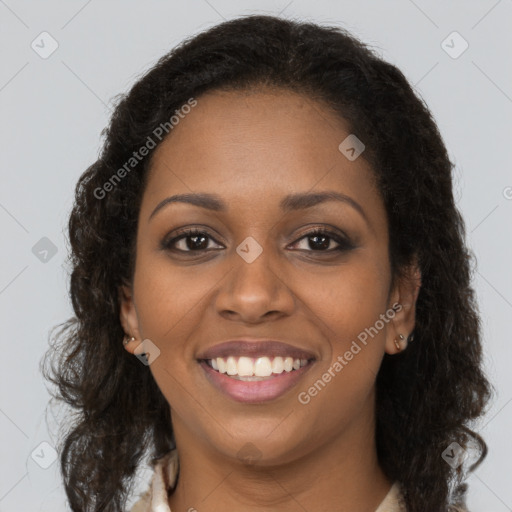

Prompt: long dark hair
[42,14,492,511]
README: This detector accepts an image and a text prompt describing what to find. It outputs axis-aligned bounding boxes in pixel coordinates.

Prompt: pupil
[188,235,208,250]
[310,235,329,250]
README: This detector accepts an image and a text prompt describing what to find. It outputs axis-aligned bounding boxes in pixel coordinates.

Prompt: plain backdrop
[0,1,511,511]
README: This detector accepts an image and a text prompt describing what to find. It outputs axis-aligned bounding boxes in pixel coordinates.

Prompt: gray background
[1,1,511,510]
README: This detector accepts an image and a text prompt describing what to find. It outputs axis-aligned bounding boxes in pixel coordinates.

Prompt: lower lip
[198,360,315,404]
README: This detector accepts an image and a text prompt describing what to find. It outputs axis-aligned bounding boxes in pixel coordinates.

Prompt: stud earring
[394,333,405,351]
[123,335,135,346]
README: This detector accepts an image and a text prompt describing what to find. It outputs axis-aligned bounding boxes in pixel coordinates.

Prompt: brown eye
[163,229,222,252]
[291,229,355,252]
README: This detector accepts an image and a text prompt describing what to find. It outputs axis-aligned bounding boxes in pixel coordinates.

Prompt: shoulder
[375,482,407,512]
[130,488,151,512]
[128,450,179,512]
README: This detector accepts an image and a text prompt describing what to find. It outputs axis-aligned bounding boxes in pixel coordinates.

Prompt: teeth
[207,356,310,377]
[237,356,254,376]
[226,356,238,376]
[254,356,272,377]
[271,356,284,374]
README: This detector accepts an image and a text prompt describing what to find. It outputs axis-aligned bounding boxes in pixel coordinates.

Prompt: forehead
[142,88,383,226]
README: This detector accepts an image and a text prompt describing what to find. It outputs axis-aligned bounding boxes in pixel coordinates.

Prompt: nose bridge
[232,234,280,293]
[214,233,293,320]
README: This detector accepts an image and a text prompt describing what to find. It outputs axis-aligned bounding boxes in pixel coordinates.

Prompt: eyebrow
[148,191,369,225]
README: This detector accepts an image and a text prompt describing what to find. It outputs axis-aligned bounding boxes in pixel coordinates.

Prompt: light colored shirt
[129,449,407,512]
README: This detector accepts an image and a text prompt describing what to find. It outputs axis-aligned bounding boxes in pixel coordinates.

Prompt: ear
[119,283,142,354]
[384,257,422,355]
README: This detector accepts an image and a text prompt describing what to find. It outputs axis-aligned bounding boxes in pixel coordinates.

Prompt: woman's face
[120,87,418,465]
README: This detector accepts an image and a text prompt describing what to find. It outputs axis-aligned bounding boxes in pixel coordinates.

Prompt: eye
[162,229,223,252]
[291,228,355,252]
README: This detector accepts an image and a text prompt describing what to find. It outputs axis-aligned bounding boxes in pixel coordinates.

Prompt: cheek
[302,254,391,339]
[132,255,208,415]
[297,294,388,433]
[297,254,391,399]
[133,252,210,342]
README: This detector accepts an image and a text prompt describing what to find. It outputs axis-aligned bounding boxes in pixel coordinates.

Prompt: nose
[214,247,295,324]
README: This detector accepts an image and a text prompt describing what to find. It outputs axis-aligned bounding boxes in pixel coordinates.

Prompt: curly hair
[42,14,492,512]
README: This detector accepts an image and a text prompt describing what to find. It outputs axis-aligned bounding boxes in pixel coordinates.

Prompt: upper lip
[197,339,317,361]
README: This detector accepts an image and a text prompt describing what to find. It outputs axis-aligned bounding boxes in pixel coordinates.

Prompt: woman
[43,14,491,512]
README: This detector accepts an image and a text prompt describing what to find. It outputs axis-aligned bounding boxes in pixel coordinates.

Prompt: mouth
[197,355,316,403]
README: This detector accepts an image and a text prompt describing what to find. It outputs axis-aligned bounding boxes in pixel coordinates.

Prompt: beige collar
[130,449,406,512]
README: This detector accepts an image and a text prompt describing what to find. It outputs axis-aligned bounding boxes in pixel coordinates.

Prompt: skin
[120,87,421,512]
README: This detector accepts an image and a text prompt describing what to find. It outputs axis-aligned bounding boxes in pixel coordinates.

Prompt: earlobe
[118,284,141,352]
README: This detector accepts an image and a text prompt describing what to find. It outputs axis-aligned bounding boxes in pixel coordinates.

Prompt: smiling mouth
[198,355,315,380]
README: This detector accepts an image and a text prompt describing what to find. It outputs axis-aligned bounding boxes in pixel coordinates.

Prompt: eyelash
[162,227,355,254]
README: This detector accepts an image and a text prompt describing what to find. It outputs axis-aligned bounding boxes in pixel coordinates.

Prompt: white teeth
[271,357,284,374]
[217,357,226,374]
[206,355,311,377]
[237,356,254,376]
[226,356,238,376]
[254,357,273,377]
